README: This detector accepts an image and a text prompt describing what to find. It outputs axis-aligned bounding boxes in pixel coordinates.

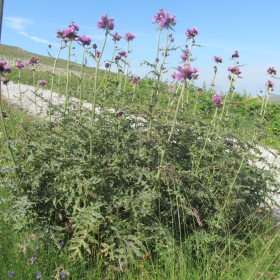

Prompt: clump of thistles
[152,8,176,29]
[212,94,223,108]
[97,14,114,31]
[185,27,198,39]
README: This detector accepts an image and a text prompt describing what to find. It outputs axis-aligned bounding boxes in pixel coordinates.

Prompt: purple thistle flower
[267,66,276,75]
[231,50,239,58]
[4,65,11,73]
[175,62,198,81]
[8,270,14,278]
[92,43,97,49]
[118,50,126,57]
[265,80,274,88]
[214,56,223,63]
[130,76,140,84]
[16,59,24,69]
[28,56,39,65]
[97,14,114,31]
[153,8,176,29]
[116,109,123,117]
[95,50,101,58]
[60,270,67,279]
[2,77,9,85]
[56,21,79,41]
[180,49,190,62]
[185,27,198,39]
[0,60,7,72]
[105,62,110,68]
[228,66,241,76]
[212,93,223,108]
[78,35,91,46]
[111,32,122,41]
[115,55,121,61]
[36,271,41,279]
[125,32,135,41]
[29,257,37,264]
[59,240,64,248]
[39,79,46,86]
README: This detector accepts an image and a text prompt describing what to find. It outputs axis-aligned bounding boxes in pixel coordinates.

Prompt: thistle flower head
[118,50,126,57]
[125,32,135,41]
[185,27,198,39]
[212,93,223,108]
[214,56,223,63]
[4,65,11,73]
[130,76,140,84]
[265,80,274,88]
[28,56,39,65]
[153,8,176,29]
[175,62,198,81]
[8,271,14,278]
[231,50,239,58]
[36,271,41,279]
[181,49,190,62]
[267,66,276,75]
[16,59,24,69]
[56,21,79,41]
[228,65,241,76]
[116,109,123,117]
[97,14,114,31]
[2,77,9,85]
[39,79,46,86]
[77,35,91,46]
[111,32,122,41]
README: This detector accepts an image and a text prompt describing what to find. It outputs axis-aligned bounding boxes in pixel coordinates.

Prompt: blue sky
[2,0,280,95]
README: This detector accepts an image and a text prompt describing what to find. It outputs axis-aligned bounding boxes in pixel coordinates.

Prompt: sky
[1,0,280,96]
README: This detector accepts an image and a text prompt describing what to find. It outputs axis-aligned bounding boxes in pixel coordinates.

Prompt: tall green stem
[78,47,85,124]
[89,30,109,161]
[49,40,63,122]
[156,82,186,182]
[63,40,72,119]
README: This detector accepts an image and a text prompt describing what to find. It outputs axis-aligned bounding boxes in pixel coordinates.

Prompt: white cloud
[4,17,33,31]
[17,30,53,45]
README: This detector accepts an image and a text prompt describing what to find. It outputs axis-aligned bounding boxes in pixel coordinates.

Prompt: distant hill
[0,44,97,75]
[268,94,280,104]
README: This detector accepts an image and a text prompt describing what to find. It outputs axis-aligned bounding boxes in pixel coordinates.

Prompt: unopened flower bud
[92,43,97,49]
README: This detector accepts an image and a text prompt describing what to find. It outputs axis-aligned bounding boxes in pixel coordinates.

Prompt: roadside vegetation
[0,9,280,279]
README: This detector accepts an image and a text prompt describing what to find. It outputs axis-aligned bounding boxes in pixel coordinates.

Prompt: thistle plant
[261,67,277,120]
[89,13,114,160]
[146,8,176,138]
[15,59,24,120]
[47,41,64,122]
[209,55,223,92]
[28,56,40,116]
[220,51,242,120]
